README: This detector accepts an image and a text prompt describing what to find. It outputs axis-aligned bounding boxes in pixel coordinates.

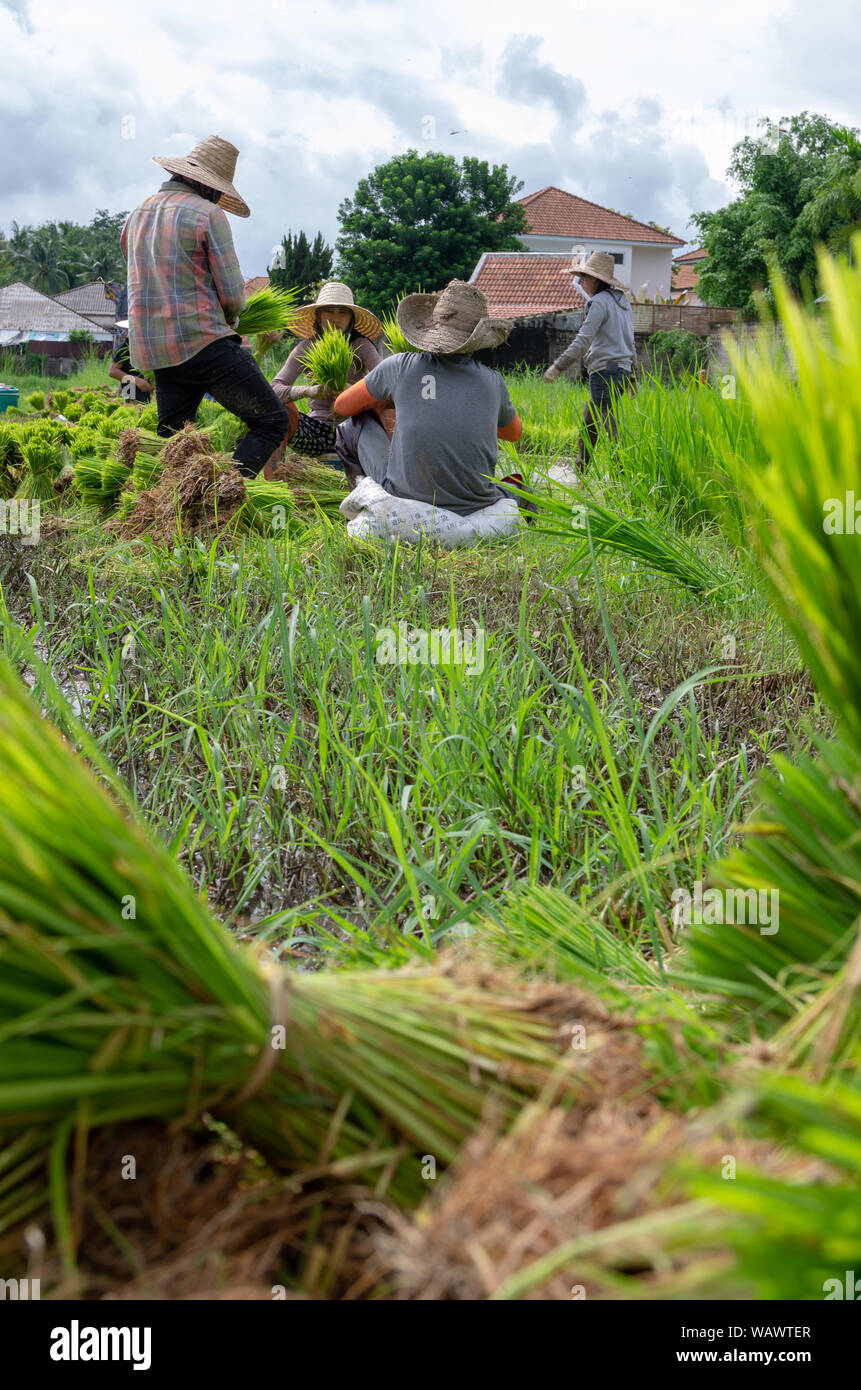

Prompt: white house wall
[630,246,674,301]
[518,234,674,299]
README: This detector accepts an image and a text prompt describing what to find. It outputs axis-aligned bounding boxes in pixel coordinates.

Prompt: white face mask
[574,276,592,300]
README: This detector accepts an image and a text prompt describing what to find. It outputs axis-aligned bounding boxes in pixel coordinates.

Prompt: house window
[612,253,625,265]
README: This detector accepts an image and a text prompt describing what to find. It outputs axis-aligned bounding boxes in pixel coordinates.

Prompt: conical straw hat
[397,280,512,354]
[153,135,250,218]
[569,250,630,293]
[289,282,383,341]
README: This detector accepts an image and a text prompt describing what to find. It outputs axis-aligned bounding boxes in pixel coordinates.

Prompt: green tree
[1,210,127,293]
[335,150,528,314]
[268,229,333,297]
[797,125,861,257]
[691,112,856,311]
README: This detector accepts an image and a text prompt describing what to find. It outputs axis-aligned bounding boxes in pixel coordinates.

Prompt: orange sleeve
[497,412,522,442]
[334,380,378,417]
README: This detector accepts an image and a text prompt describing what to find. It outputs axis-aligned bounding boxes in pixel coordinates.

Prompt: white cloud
[0,0,858,273]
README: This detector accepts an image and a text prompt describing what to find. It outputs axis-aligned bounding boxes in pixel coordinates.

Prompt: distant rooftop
[471,253,586,319]
[517,186,685,245]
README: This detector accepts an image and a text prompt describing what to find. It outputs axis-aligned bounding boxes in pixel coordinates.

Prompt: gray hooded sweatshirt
[553,287,635,375]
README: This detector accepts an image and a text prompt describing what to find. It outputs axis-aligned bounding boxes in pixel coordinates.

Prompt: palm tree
[799,126,861,258]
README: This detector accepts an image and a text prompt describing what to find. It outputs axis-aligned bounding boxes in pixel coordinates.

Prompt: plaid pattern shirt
[120,181,246,369]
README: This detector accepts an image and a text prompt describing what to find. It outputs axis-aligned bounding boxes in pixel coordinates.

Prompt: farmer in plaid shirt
[121,136,297,477]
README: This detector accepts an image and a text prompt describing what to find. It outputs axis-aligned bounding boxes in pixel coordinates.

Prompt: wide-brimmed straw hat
[153,136,250,218]
[569,250,630,294]
[397,280,512,355]
[289,282,383,341]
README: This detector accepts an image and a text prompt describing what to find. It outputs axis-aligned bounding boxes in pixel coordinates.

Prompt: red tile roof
[471,254,586,319]
[518,186,685,246]
[672,263,701,291]
[243,275,270,297]
[672,250,707,292]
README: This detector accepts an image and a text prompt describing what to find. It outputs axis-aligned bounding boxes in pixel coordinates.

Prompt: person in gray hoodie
[543,251,635,469]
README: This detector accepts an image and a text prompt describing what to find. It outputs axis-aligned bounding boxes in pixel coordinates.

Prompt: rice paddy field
[0,250,859,1304]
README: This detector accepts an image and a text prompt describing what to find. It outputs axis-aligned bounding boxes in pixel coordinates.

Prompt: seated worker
[269,282,383,457]
[331,281,522,511]
[108,310,153,403]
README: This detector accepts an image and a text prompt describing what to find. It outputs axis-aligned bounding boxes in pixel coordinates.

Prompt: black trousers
[579,367,631,467]
[153,335,292,478]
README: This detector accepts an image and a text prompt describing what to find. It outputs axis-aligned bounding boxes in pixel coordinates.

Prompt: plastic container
[0,386,20,414]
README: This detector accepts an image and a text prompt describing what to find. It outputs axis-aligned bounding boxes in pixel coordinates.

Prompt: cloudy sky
[1,0,859,275]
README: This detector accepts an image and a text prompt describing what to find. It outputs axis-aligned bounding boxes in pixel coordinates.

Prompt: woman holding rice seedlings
[268,283,384,461]
[543,252,635,470]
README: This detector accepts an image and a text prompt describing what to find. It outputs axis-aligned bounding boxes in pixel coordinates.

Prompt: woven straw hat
[569,250,630,294]
[397,280,512,355]
[290,282,383,341]
[153,136,249,218]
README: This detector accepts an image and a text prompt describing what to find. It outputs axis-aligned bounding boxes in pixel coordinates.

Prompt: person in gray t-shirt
[333,281,522,516]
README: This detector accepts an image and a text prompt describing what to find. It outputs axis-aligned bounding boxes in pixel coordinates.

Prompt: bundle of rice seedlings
[302,323,356,396]
[0,424,21,498]
[50,389,74,415]
[264,455,348,516]
[138,402,159,431]
[97,409,136,439]
[132,452,163,492]
[215,411,246,454]
[64,403,83,423]
[80,391,102,411]
[524,481,724,598]
[115,489,138,522]
[14,434,59,501]
[115,427,165,470]
[235,284,302,337]
[70,426,100,460]
[25,389,46,412]
[72,455,107,510]
[99,455,132,507]
[0,655,578,1261]
[380,312,417,356]
[240,476,298,534]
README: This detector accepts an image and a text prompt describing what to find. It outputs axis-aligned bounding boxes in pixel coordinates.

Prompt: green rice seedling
[215,411,246,454]
[380,311,417,356]
[522,477,727,598]
[138,402,158,431]
[235,283,303,337]
[70,426,100,460]
[79,391,103,412]
[0,652,581,1257]
[64,403,83,422]
[240,476,298,534]
[99,455,133,507]
[14,434,59,501]
[24,390,46,412]
[132,453,163,492]
[72,455,107,509]
[727,240,861,749]
[50,389,73,415]
[684,1074,861,1300]
[302,324,355,395]
[674,732,861,1053]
